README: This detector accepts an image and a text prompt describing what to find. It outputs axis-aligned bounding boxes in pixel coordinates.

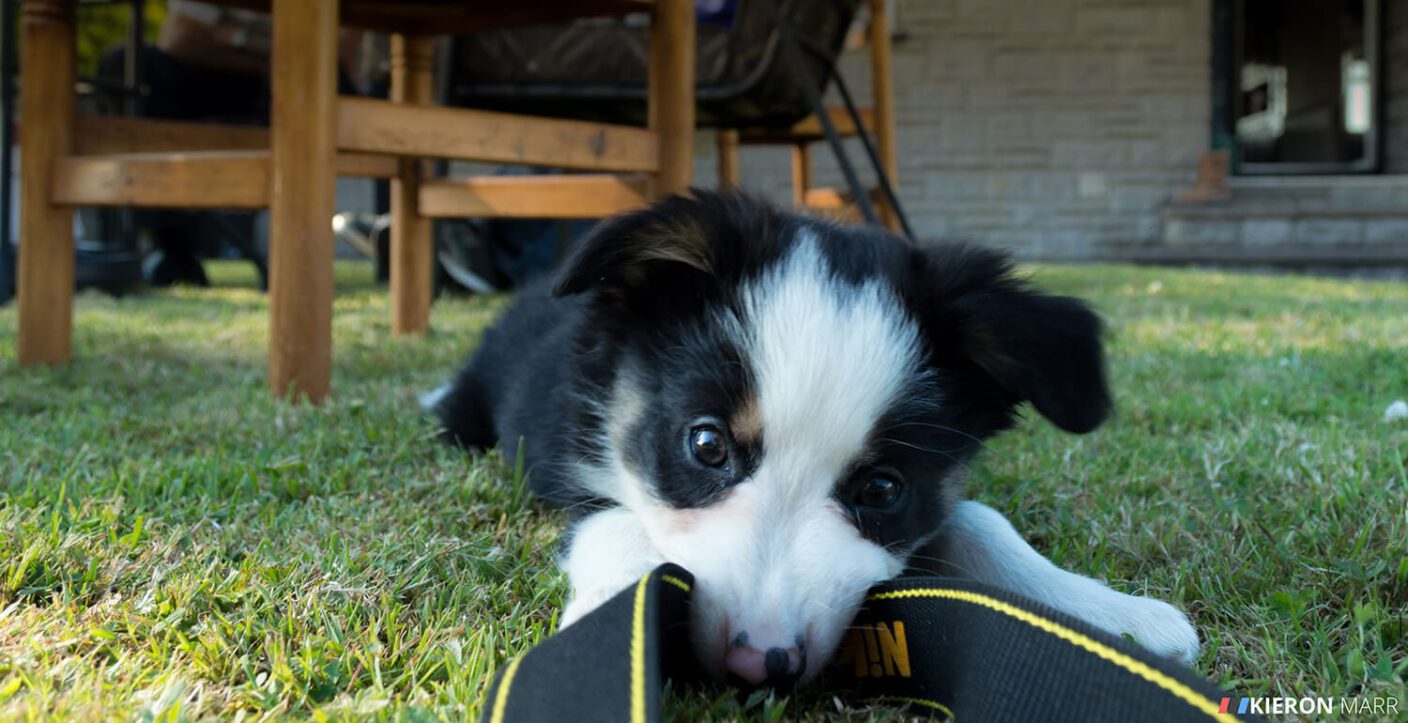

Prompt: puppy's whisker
[880,420,986,446]
[876,437,971,461]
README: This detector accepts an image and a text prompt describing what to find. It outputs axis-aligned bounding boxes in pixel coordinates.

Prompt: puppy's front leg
[558,507,664,628]
[917,500,1200,663]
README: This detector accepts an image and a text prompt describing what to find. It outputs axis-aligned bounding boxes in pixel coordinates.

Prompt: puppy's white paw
[559,584,629,629]
[1073,589,1200,664]
[557,508,664,630]
[418,382,452,412]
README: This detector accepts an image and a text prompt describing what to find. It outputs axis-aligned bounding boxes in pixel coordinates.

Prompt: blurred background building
[715,0,1408,269]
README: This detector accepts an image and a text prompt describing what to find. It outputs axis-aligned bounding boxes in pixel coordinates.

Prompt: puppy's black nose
[725,641,805,687]
[764,647,791,680]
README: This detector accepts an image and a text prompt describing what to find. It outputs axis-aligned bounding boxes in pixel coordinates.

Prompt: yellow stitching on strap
[867,588,1232,722]
[869,695,956,720]
[661,574,692,593]
[488,655,524,723]
[630,572,653,723]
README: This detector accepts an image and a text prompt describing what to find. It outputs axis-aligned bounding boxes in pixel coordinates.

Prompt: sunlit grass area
[1,261,1405,719]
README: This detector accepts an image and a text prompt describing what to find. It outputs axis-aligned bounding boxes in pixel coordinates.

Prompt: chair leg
[17,0,76,367]
[716,130,740,188]
[389,34,434,335]
[761,0,879,225]
[268,0,338,402]
[648,0,695,197]
[868,0,898,231]
[790,143,812,208]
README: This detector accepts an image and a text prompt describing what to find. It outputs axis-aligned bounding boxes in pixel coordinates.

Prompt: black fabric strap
[479,566,694,723]
[479,564,1260,723]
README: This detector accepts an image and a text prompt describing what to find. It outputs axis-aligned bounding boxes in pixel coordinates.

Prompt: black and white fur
[431,192,1197,686]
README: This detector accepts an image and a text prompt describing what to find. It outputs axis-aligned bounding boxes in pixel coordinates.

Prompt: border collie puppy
[431,192,1197,686]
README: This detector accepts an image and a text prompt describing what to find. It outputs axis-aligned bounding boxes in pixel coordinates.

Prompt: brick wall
[694,0,1213,259]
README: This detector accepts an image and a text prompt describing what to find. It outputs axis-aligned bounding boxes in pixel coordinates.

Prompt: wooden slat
[789,107,876,138]
[53,154,649,215]
[803,186,889,208]
[803,187,850,211]
[340,1,655,34]
[336,97,659,172]
[419,174,649,219]
[52,152,271,208]
[203,0,653,35]
[802,186,888,224]
[74,115,267,154]
[72,116,395,177]
[334,152,397,178]
[738,107,877,145]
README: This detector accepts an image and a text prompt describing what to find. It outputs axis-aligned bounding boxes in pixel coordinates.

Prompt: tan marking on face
[730,395,763,446]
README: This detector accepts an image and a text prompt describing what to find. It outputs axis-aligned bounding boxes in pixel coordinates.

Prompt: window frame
[1213,0,1384,175]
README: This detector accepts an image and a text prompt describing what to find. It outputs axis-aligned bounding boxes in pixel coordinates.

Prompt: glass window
[1234,0,1379,173]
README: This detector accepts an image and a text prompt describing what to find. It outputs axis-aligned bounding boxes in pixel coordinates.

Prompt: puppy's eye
[688,422,729,468]
[858,476,903,509]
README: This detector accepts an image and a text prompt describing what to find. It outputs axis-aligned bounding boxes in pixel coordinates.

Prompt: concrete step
[1158,175,1408,259]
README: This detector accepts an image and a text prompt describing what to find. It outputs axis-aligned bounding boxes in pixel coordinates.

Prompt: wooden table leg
[389,34,435,336]
[268,0,338,402]
[648,0,695,197]
[17,0,76,367]
[716,130,740,188]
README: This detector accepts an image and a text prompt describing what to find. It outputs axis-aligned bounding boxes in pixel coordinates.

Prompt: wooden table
[17,0,695,402]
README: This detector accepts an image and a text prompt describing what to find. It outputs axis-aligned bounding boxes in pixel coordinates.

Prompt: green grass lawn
[1,261,1405,720]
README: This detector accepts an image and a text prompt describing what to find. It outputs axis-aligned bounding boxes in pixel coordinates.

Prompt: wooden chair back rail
[16,0,696,405]
[337,98,660,172]
[418,174,650,219]
[72,118,399,177]
[53,152,271,208]
[51,150,650,220]
[73,103,661,174]
[74,116,268,154]
[204,0,656,35]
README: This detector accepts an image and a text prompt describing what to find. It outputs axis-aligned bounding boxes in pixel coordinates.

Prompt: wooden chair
[715,0,896,229]
[16,0,696,402]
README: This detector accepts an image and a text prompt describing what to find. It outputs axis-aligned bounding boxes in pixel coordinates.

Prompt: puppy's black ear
[921,245,1112,434]
[552,192,718,297]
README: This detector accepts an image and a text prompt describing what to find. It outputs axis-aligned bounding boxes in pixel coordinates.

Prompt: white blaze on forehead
[739,232,923,481]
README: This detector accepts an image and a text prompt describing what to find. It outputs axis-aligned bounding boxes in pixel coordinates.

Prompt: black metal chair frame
[769,0,914,240]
